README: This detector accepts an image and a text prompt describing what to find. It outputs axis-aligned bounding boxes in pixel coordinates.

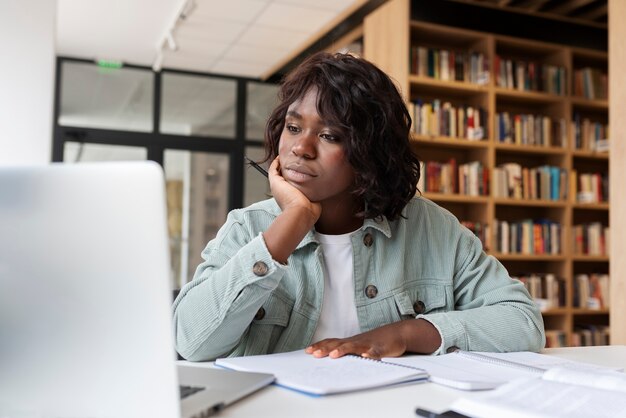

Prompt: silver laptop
[0,162,274,418]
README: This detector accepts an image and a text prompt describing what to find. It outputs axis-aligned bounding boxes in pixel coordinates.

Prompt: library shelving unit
[364,0,609,347]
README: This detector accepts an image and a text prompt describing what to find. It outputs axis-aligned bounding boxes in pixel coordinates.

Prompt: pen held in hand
[244,156,268,178]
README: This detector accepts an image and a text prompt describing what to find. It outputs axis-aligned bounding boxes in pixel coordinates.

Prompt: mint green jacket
[173,197,545,361]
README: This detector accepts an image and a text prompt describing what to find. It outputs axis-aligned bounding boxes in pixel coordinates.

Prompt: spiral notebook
[216,349,620,395]
[382,350,622,390]
[215,350,428,396]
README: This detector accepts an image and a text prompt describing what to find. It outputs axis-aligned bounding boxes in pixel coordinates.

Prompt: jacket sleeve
[172,211,288,361]
[417,227,546,355]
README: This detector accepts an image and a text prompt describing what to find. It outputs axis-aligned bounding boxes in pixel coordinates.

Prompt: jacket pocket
[394,291,417,319]
[399,281,450,316]
[244,292,293,355]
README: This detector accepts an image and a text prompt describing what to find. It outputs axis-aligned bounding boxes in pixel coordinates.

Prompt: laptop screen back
[0,162,181,418]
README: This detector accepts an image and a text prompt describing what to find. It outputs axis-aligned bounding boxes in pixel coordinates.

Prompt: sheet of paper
[451,377,626,418]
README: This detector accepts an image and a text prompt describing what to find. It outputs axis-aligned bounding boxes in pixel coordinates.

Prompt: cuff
[416,312,467,355]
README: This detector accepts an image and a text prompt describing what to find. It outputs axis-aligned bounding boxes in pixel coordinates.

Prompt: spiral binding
[347,355,428,374]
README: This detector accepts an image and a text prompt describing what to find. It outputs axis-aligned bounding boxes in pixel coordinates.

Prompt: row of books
[574,171,608,203]
[546,326,610,348]
[573,67,608,100]
[409,46,490,84]
[460,221,491,251]
[493,219,562,255]
[418,159,489,196]
[574,273,610,309]
[544,330,567,348]
[512,273,565,311]
[495,113,567,147]
[494,56,567,95]
[572,115,609,152]
[408,100,487,140]
[492,163,568,201]
[572,324,609,346]
[573,223,609,256]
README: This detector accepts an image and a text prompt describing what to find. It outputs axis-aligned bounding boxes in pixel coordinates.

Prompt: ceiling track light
[152,0,196,72]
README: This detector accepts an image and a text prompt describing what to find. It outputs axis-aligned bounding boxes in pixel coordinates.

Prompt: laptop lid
[0,162,272,418]
[0,162,180,417]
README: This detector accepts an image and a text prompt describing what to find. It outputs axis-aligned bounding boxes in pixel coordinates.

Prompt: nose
[291,131,316,159]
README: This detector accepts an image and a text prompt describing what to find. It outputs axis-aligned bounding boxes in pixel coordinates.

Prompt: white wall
[0,0,56,166]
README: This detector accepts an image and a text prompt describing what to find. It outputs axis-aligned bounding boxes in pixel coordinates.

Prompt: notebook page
[464,351,622,372]
[216,350,427,395]
[382,351,622,391]
[543,367,626,393]
[383,353,538,390]
[451,377,626,418]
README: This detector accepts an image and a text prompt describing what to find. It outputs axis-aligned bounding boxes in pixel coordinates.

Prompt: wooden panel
[363,0,409,99]
[609,0,626,345]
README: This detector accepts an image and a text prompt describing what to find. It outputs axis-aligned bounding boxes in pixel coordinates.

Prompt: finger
[328,341,368,359]
[306,339,343,358]
[268,156,281,178]
[360,346,383,360]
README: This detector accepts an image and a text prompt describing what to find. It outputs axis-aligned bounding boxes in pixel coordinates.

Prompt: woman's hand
[268,157,321,223]
[305,319,442,359]
[262,157,322,264]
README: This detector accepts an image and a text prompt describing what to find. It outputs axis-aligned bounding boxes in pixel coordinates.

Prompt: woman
[173,52,545,361]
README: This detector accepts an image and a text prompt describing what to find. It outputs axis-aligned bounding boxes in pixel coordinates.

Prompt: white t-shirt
[311,230,361,343]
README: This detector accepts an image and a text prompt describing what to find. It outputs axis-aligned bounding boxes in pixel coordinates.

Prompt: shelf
[495,87,564,104]
[411,134,489,149]
[572,308,610,315]
[572,255,609,262]
[491,253,566,261]
[493,197,567,207]
[494,143,567,155]
[409,75,489,94]
[572,202,609,211]
[570,96,609,110]
[541,308,569,316]
[572,150,609,160]
[421,193,489,204]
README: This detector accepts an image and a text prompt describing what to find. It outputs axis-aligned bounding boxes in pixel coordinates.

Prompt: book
[450,367,626,418]
[215,350,428,396]
[216,349,618,395]
[380,350,620,391]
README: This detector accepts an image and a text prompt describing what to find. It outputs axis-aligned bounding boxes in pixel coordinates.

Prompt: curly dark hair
[264,52,420,221]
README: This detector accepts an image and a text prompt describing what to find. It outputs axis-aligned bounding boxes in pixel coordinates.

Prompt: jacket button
[413,300,426,314]
[363,233,374,247]
[252,261,269,276]
[365,284,378,299]
[446,346,460,354]
[254,307,266,320]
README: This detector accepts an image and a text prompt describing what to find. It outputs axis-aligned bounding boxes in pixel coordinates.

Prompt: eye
[319,132,340,143]
[285,124,300,134]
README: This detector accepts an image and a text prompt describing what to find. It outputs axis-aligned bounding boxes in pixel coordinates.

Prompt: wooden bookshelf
[364,0,610,348]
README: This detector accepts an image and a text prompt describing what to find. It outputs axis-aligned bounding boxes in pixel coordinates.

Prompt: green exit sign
[96,59,123,69]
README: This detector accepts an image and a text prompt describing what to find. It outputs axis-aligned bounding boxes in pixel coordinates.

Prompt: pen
[244,156,268,178]
[415,408,469,418]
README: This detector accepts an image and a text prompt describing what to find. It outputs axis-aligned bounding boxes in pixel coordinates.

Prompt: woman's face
[277,88,356,206]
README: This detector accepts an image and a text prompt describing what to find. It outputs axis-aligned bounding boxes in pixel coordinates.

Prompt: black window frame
[52,56,271,211]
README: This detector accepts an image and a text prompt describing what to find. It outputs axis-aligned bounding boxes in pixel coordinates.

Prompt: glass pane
[63,142,147,163]
[164,150,230,288]
[59,62,153,132]
[246,81,279,140]
[160,73,237,138]
[244,146,271,207]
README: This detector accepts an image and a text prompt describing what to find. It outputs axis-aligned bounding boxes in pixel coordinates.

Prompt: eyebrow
[285,110,302,119]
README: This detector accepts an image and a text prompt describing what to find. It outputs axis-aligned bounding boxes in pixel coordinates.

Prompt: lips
[282,163,317,182]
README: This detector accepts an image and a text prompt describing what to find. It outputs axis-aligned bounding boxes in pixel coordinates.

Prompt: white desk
[182,345,626,418]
